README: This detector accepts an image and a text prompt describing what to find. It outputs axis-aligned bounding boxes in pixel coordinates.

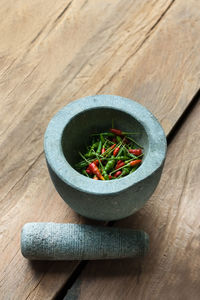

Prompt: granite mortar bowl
[44,95,167,221]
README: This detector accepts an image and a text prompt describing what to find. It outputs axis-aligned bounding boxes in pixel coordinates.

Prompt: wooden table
[1,1,200,299]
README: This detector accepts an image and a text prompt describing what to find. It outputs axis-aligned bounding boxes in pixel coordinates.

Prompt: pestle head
[21,223,149,260]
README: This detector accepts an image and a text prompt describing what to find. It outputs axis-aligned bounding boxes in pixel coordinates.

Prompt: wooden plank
[0,0,200,299]
[71,0,200,136]
[64,98,200,300]
[0,0,175,203]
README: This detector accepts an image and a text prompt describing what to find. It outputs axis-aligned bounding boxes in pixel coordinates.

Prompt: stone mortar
[44,95,167,221]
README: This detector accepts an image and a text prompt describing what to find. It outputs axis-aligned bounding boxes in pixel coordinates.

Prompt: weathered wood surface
[0,0,200,299]
[67,98,200,300]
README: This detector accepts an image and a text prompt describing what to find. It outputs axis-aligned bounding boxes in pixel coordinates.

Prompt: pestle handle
[21,223,149,260]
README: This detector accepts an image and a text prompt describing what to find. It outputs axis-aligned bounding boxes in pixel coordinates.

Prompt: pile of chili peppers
[75,128,143,180]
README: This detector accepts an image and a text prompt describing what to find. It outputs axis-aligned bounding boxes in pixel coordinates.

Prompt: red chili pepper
[86,167,92,174]
[93,175,98,180]
[110,128,123,136]
[108,175,112,180]
[115,162,125,170]
[115,160,123,169]
[116,159,123,167]
[129,160,142,167]
[115,162,120,169]
[129,149,142,156]
[111,143,116,149]
[113,147,120,156]
[114,170,122,177]
[93,159,99,166]
[101,148,106,154]
[110,128,137,137]
[89,163,104,180]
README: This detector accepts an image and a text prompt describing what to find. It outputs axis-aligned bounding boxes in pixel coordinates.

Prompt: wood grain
[64,97,200,300]
[0,0,200,298]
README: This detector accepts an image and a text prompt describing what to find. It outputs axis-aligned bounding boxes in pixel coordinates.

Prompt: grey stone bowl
[44,95,166,221]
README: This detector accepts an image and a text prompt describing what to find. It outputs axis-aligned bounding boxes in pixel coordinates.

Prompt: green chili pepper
[85,141,99,157]
[118,167,131,178]
[85,152,95,158]
[117,146,125,157]
[102,171,109,180]
[96,140,102,155]
[91,141,99,149]
[113,156,130,160]
[97,157,109,180]
[100,134,105,144]
[105,157,116,172]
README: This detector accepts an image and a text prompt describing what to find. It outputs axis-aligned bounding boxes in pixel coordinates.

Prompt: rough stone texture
[44,95,167,220]
[21,223,149,260]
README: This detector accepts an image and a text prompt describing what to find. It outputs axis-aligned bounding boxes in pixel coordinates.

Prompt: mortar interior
[61,108,149,174]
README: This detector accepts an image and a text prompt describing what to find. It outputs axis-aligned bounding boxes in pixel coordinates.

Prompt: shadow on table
[77,202,166,280]
[28,259,80,280]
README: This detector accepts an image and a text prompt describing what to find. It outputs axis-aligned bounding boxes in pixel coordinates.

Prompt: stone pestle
[21,223,149,260]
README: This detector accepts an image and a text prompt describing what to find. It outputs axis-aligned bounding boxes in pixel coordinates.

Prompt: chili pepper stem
[102,143,116,157]
[104,140,124,158]
[91,133,115,137]
[122,132,140,135]
[105,138,115,145]
[79,152,90,164]
[85,171,90,177]
[127,137,143,149]
[76,156,107,168]
[109,162,129,175]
